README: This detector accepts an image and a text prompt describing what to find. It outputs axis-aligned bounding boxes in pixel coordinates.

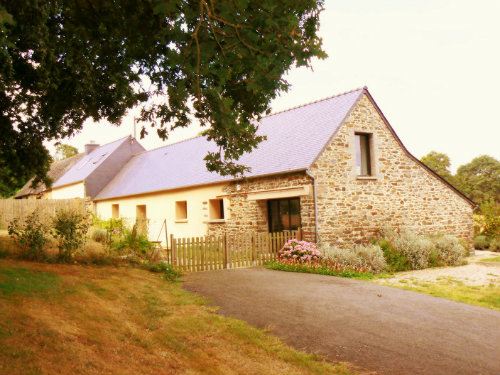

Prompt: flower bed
[270,239,374,279]
[278,239,322,263]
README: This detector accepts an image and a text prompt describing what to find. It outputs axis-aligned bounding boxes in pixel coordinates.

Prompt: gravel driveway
[183,267,500,375]
[376,250,500,287]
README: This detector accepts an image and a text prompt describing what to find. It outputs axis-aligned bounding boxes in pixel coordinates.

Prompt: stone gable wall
[309,94,474,245]
[207,172,316,242]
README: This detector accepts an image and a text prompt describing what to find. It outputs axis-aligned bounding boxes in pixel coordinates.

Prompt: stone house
[92,87,475,245]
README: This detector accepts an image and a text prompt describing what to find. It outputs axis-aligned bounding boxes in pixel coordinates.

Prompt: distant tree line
[420,152,500,210]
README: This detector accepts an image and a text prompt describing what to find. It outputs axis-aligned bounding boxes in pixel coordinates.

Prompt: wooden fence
[0,199,85,228]
[169,230,302,271]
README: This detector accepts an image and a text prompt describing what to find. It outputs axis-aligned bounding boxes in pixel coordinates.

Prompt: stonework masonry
[207,173,316,242]
[208,93,474,246]
[309,94,474,245]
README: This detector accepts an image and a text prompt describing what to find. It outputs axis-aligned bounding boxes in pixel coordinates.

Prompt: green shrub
[474,235,490,250]
[52,209,89,262]
[430,234,464,266]
[353,244,387,273]
[91,214,124,231]
[489,237,500,252]
[322,246,363,268]
[478,201,500,238]
[428,250,444,267]
[91,228,109,243]
[458,238,472,257]
[391,230,433,270]
[322,244,386,273]
[142,261,182,281]
[8,210,50,261]
[111,225,153,257]
[377,238,409,272]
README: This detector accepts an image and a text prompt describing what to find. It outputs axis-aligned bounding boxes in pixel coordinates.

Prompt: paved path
[183,268,500,375]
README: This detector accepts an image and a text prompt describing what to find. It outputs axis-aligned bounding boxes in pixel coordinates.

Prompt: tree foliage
[0,0,326,189]
[454,155,500,206]
[55,144,78,161]
[420,151,454,185]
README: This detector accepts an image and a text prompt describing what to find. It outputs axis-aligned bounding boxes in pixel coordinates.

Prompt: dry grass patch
[383,276,500,310]
[0,259,358,375]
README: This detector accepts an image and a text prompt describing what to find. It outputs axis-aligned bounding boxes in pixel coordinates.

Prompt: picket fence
[168,230,302,271]
[0,199,85,228]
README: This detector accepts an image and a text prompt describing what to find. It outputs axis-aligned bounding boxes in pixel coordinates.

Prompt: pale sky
[48,0,500,172]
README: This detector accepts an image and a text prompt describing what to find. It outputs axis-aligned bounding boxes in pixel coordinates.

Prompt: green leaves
[420,151,455,185]
[455,155,500,206]
[1,0,326,192]
[421,152,500,207]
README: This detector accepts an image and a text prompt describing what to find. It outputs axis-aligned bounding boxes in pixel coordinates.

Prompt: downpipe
[305,170,319,244]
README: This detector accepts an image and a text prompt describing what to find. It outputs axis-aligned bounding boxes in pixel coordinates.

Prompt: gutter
[305,170,319,243]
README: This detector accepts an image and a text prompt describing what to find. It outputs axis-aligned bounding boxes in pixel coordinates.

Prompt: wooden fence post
[223,234,229,269]
[170,234,176,265]
[251,232,257,266]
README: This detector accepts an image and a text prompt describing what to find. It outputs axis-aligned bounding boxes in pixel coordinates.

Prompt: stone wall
[207,172,316,242]
[309,94,474,245]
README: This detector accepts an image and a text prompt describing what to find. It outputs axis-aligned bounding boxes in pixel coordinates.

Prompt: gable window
[175,201,188,220]
[355,133,372,176]
[112,204,119,219]
[92,153,108,164]
[268,198,301,233]
[209,199,224,220]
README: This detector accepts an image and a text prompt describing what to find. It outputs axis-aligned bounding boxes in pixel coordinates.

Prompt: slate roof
[15,153,85,198]
[53,136,130,188]
[94,88,365,200]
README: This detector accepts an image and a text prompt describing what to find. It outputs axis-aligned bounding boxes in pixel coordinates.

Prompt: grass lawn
[382,276,500,310]
[0,259,357,375]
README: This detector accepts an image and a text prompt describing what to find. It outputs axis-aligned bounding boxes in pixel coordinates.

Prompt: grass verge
[264,261,374,280]
[481,256,500,262]
[384,277,500,310]
[0,259,358,375]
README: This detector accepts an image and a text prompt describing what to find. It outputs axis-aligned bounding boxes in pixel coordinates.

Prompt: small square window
[175,201,187,220]
[112,204,119,219]
[355,133,372,176]
[136,205,146,220]
[209,199,224,220]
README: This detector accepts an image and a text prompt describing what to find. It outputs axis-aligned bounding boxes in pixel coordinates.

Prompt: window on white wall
[355,133,372,176]
[112,204,119,219]
[209,199,224,220]
[175,201,187,220]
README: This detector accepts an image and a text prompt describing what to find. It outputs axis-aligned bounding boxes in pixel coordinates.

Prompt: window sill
[356,176,378,181]
[206,219,226,224]
[175,219,188,223]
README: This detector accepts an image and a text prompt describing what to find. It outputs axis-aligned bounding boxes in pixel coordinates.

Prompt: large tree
[420,151,454,185]
[0,0,326,191]
[55,144,78,161]
[454,155,500,205]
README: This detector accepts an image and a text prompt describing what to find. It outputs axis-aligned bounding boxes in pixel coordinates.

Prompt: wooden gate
[169,230,301,272]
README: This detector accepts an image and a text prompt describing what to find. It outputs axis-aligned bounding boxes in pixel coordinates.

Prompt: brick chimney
[84,141,99,155]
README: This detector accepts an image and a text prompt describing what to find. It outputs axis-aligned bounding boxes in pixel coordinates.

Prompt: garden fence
[168,230,302,271]
[0,199,85,229]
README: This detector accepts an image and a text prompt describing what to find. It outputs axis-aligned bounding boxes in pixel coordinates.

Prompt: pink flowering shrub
[279,239,322,263]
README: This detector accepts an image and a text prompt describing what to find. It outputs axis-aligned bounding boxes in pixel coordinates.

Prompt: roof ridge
[86,135,130,150]
[264,86,367,119]
[125,86,367,157]
[131,134,205,157]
